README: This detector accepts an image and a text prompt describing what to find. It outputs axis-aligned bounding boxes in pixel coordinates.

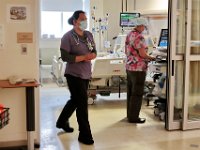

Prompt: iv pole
[121,0,128,33]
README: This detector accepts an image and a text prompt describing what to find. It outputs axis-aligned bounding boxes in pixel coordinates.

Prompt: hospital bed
[88,56,127,104]
[51,54,127,104]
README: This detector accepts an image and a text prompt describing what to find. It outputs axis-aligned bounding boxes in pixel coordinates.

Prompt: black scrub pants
[57,74,92,139]
[126,70,146,122]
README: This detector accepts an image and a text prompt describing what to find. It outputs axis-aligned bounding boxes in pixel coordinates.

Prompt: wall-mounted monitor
[120,12,140,27]
[158,29,168,47]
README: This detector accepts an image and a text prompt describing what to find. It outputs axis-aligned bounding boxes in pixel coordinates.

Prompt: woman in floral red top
[125,18,155,123]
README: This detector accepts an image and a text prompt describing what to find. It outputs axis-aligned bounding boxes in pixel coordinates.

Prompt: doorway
[166,0,200,130]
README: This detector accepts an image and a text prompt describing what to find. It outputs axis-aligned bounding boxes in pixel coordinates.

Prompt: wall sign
[17,32,33,43]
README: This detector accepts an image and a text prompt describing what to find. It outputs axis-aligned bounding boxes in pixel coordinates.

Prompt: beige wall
[0,0,40,145]
[135,0,168,11]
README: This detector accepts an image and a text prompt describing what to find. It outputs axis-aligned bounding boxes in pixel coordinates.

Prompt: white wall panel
[135,0,168,12]
[41,0,82,11]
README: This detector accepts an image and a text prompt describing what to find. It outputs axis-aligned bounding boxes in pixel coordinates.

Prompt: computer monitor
[120,12,140,27]
[158,29,168,47]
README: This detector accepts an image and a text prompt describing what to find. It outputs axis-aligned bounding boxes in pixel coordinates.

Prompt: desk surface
[0,80,40,88]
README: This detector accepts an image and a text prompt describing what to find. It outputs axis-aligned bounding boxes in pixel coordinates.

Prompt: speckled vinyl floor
[40,82,200,150]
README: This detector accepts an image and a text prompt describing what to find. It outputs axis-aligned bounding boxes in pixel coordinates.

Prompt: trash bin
[0,106,10,129]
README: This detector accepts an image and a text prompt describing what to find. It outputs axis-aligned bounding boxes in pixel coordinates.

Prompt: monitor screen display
[158,29,168,47]
[120,13,140,27]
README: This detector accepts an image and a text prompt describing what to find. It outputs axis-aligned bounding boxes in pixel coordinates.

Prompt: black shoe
[129,118,146,124]
[78,136,94,145]
[78,134,94,145]
[56,122,74,133]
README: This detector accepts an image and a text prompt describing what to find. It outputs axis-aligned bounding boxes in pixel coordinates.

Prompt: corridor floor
[40,83,200,150]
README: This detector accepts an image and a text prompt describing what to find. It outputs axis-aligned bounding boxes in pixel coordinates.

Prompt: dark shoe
[78,136,94,145]
[56,122,74,133]
[129,118,146,124]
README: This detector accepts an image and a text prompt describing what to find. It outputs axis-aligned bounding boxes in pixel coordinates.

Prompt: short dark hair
[68,10,85,25]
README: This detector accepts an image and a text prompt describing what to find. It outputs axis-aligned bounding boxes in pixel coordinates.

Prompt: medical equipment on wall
[91,6,110,51]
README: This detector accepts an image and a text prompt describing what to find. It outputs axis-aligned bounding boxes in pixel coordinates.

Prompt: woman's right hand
[84,53,96,61]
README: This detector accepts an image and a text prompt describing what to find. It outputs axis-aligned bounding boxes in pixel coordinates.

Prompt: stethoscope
[71,31,94,51]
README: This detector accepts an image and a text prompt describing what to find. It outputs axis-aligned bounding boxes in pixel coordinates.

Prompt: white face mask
[79,20,88,31]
